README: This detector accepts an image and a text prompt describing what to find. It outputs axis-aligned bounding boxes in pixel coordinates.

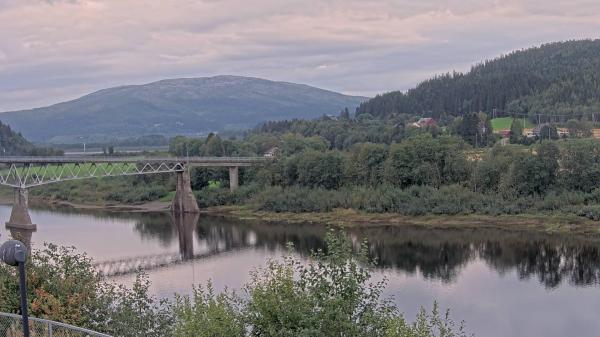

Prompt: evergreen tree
[509,119,524,144]
[458,113,479,147]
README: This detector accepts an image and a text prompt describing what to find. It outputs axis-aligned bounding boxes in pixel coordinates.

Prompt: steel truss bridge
[0,156,264,188]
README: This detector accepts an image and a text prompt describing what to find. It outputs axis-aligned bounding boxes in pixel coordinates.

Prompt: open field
[491,117,534,131]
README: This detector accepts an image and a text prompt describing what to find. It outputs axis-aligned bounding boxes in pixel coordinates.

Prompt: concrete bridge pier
[172,170,200,214]
[6,187,37,231]
[229,166,239,191]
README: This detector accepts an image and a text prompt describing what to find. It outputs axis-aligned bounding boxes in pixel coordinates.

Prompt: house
[263,147,279,158]
[410,118,436,128]
[497,130,510,138]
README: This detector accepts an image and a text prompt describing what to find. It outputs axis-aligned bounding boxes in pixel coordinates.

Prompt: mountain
[0,76,367,143]
[356,39,600,121]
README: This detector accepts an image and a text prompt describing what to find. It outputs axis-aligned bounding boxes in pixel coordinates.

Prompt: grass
[491,117,533,131]
[204,206,600,236]
[208,180,221,189]
[159,190,176,202]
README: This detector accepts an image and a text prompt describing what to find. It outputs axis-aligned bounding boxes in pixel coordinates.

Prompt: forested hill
[356,39,600,120]
[0,121,62,155]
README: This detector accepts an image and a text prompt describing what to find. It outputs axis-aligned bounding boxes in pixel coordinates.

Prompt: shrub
[0,244,174,337]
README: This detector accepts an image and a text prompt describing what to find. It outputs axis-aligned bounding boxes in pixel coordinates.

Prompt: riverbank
[203,206,600,236]
[11,194,600,236]
[28,197,171,212]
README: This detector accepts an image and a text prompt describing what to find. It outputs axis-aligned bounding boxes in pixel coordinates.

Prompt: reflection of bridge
[93,247,247,276]
[0,156,265,234]
[94,211,255,276]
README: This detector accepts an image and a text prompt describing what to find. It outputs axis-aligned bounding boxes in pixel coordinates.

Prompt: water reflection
[7,205,600,289]
[127,213,600,289]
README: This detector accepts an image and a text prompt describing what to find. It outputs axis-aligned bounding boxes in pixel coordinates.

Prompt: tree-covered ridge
[356,39,600,121]
[0,120,62,155]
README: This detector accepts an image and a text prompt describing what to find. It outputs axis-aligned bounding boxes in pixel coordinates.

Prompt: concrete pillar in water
[229,166,239,191]
[172,170,200,213]
[6,188,36,231]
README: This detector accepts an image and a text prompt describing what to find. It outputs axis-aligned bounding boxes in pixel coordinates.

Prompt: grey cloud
[1,0,600,111]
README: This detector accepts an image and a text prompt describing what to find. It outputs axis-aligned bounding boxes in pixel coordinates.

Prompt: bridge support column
[229,166,239,192]
[6,187,36,232]
[172,170,200,214]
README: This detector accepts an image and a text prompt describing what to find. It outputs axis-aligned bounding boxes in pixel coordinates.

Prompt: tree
[345,143,388,186]
[560,139,600,192]
[509,119,524,144]
[339,107,350,120]
[458,113,479,147]
[539,124,559,140]
[510,142,559,195]
[204,133,225,156]
[295,150,344,189]
[566,119,592,138]
[384,134,470,188]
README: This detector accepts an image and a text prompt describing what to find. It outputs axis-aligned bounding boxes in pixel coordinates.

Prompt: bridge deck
[0,156,266,167]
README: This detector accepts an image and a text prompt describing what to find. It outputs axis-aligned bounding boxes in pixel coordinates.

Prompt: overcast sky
[1,0,599,111]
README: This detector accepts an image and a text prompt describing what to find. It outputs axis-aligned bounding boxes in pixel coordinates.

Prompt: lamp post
[1,240,30,337]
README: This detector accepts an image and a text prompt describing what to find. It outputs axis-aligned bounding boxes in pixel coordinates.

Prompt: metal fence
[0,312,112,337]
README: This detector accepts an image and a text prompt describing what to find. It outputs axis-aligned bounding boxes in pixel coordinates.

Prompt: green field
[491,117,533,131]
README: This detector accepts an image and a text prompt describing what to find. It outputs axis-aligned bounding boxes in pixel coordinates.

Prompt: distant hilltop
[0,75,368,144]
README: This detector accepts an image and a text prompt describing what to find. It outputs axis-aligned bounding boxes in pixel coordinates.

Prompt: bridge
[0,156,266,234]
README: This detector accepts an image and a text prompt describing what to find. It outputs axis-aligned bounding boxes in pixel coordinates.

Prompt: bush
[577,205,600,221]
[0,244,174,337]
[195,183,262,208]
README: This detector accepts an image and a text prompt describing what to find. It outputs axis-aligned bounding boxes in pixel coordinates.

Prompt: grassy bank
[203,205,600,236]
[16,175,600,235]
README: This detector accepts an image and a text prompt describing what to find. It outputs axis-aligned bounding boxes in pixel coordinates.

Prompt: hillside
[0,76,367,143]
[0,121,61,155]
[356,39,600,121]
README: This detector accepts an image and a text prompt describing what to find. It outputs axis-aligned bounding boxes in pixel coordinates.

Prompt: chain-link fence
[0,312,112,337]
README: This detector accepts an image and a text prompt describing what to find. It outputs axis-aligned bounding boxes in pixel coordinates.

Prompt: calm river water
[1,204,599,337]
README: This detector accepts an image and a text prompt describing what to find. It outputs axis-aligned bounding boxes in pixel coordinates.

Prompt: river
[1,204,599,337]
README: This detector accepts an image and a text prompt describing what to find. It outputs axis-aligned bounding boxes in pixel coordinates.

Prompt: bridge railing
[0,156,267,164]
[0,312,112,337]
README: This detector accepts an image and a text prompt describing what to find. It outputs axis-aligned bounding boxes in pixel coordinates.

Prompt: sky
[1,0,600,112]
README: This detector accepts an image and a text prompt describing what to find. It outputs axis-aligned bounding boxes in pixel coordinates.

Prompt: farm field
[491,117,534,131]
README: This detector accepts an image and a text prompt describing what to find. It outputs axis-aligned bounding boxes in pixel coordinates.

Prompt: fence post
[48,321,53,337]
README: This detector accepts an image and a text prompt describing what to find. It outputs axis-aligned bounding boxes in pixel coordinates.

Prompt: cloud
[0,0,600,111]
